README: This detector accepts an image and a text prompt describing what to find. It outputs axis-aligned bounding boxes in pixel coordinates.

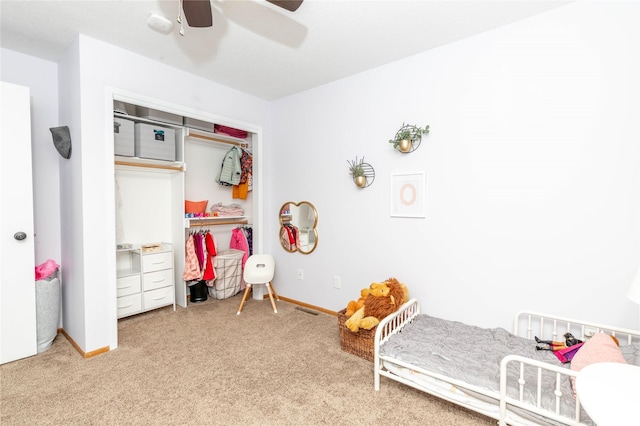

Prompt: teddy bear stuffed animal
[345,278,408,333]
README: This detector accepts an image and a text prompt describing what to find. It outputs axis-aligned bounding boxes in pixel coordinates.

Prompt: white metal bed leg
[374,363,380,391]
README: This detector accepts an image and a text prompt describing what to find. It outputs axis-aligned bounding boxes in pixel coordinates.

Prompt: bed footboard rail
[499,355,583,426]
[514,311,640,345]
[374,298,420,390]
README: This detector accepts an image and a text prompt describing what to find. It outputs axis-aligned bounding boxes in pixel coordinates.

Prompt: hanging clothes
[193,232,205,271]
[202,231,217,281]
[243,226,253,256]
[232,149,253,200]
[280,224,299,251]
[217,146,242,186]
[232,179,250,200]
[239,149,252,184]
[230,227,251,268]
[183,234,201,281]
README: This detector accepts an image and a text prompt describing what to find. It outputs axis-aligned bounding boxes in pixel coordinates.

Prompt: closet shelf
[115,157,184,172]
[185,217,248,227]
[114,111,250,149]
[186,128,250,149]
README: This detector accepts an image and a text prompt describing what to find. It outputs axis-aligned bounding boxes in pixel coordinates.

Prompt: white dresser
[116,243,175,318]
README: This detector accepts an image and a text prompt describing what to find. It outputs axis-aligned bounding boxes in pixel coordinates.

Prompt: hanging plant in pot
[347,156,367,188]
[389,123,430,153]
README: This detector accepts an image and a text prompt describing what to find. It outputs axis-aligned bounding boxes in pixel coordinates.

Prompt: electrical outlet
[297,269,304,280]
[333,276,341,289]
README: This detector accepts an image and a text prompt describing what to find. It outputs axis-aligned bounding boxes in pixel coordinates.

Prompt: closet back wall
[115,170,175,244]
[184,136,254,251]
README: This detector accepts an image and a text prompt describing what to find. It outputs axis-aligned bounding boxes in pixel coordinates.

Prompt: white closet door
[0,82,37,364]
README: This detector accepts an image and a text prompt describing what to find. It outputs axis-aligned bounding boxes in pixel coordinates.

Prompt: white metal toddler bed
[373,299,640,425]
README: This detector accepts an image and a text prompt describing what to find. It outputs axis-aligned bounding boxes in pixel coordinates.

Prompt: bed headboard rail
[514,311,640,345]
[375,298,420,345]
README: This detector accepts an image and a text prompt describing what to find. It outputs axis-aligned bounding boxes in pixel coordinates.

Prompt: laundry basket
[208,249,245,300]
[35,260,61,353]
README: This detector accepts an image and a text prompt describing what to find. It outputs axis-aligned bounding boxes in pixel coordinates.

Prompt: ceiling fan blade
[183,0,213,27]
[266,0,303,12]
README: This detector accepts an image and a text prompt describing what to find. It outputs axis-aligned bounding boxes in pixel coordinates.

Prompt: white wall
[56,35,271,352]
[3,1,640,352]
[269,1,640,330]
[1,49,61,266]
[2,38,271,352]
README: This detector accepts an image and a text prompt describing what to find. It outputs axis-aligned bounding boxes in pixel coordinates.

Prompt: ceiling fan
[179,0,303,30]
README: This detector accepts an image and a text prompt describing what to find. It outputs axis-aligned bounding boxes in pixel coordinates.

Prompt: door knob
[14,232,27,241]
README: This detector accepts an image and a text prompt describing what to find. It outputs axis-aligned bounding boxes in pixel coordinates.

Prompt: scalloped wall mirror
[279,201,318,254]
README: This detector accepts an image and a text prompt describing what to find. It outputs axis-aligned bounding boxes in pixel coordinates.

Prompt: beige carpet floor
[1,294,494,425]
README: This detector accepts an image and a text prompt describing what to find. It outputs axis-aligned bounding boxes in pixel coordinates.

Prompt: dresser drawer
[143,268,173,291]
[144,286,174,310]
[117,275,141,297]
[117,293,142,318]
[142,251,173,273]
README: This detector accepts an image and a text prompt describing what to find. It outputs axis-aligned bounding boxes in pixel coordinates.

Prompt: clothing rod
[187,131,249,148]
[115,160,183,171]
[189,219,249,227]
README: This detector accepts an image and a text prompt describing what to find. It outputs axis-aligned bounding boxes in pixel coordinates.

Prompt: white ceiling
[0,0,568,101]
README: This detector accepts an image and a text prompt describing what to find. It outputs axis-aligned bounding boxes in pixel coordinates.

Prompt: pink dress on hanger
[230,227,250,268]
[183,234,201,281]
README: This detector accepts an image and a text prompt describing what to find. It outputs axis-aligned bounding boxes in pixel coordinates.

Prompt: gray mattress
[379,314,640,424]
[379,314,553,391]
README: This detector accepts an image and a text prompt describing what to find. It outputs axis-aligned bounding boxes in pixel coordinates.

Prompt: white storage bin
[135,106,183,125]
[134,123,176,161]
[184,117,215,132]
[114,117,135,156]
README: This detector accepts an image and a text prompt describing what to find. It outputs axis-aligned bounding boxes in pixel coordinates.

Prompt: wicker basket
[337,309,375,362]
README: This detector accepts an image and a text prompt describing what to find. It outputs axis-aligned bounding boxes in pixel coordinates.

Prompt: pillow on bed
[185,200,208,214]
[570,332,627,396]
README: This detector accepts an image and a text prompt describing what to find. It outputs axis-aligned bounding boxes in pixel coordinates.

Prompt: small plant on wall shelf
[347,156,365,177]
[347,156,369,188]
[389,123,430,153]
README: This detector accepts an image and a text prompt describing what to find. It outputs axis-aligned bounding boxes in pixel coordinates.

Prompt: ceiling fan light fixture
[147,13,174,34]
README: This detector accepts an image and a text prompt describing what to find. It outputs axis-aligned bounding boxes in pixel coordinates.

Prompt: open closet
[112,95,260,318]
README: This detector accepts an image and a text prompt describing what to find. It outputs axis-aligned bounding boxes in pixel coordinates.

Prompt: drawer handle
[152,278,165,283]
[151,261,164,265]
[152,295,166,301]
[118,283,133,289]
[119,302,133,309]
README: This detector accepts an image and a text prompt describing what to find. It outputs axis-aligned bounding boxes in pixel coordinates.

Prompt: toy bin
[134,106,183,126]
[113,117,134,156]
[209,249,245,300]
[337,309,375,362]
[134,123,176,161]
